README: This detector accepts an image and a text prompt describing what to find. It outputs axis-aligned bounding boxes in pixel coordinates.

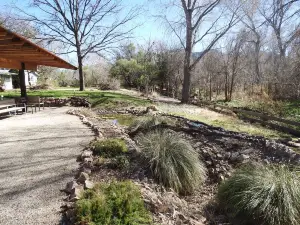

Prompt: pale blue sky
[0,0,168,43]
[0,0,175,64]
[0,0,237,65]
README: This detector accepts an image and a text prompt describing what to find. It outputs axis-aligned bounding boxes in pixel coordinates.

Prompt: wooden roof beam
[0,33,14,40]
[0,31,8,36]
[0,46,35,50]
[0,39,25,46]
[0,58,37,70]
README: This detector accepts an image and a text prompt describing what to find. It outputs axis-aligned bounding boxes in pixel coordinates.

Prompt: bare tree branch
[15,0,140,91]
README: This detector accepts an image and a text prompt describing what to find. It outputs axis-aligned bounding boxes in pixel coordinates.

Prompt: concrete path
[0,107,94,225]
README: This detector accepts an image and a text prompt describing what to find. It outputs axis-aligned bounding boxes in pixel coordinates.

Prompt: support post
[18,62,27,97]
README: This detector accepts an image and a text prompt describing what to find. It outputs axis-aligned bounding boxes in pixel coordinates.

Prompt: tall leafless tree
[163,0,239,103]
[260,0,300,78]
[17,0,139,91]
[236,0,264,83]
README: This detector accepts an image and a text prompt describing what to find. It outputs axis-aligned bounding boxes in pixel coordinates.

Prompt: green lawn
[1,89,151,109]
[2,89,297,139]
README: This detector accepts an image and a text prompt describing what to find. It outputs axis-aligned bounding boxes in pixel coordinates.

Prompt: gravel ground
[0,107,94,225]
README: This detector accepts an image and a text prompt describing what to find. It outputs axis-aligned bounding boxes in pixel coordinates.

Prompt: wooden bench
[0,99,26,116]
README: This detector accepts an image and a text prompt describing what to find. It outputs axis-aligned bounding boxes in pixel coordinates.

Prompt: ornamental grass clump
[92,138,128,157]
[129,116,173,133]
[217,165,300,225]
[75,181,152,225]
[136,129,206,194]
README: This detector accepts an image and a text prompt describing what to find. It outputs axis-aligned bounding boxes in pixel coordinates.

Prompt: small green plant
[93,157,107,167]
[136,129,206,194]
[92,138,128,157]
[109,155,130,170]
[217,165,300,225]
[129,116,174,133]
[75,181,152,225]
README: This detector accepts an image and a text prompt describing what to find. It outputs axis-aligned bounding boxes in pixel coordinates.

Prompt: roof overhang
[0,25,77,71]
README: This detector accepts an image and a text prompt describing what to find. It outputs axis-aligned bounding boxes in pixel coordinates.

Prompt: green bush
[136,129,206,194]
[129,116,174,133]
[92,138,128,157]
[76,181,152,225]
[217,165,300,225]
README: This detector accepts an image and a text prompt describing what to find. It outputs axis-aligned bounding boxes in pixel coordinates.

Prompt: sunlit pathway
[0,107,94,225]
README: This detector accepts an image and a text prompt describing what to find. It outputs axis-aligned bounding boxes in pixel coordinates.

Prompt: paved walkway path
[0,107,94,225]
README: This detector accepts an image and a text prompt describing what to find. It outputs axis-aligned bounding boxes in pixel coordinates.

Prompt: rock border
[61,108,138,223]
[60,109,102,223]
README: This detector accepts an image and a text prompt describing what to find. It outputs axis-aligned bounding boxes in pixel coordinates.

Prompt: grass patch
[76,181,152,225]
[129,116,175,133]
[218,165,300,225]
[136,129,206,194]
[100,114,137,126]
[92,138,128,157]
[2,89,150,109]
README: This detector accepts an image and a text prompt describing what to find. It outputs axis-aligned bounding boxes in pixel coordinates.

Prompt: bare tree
[236,0,264,83]
[163,0,239,103]
[17,0,139,91]
[260,0,300,78]
[225,32,246,101]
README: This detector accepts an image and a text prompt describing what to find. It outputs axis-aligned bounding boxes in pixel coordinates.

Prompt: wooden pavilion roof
[0,25,77,71]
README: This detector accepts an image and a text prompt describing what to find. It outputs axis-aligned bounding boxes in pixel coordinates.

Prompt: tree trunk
[209,73,212,101]
[225,70,229,101]
[181,11,193,103]
[182,65,191,103]
[229,73,235,101]
[75,37,85,91]
[19,62,27,97]
[254,40,261,83]
[78,56,84,91]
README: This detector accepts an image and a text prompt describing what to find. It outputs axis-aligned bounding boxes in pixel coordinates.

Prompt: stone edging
[60,109,103,224]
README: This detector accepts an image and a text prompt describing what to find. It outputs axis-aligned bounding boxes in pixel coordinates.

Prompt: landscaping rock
[65,208,76,223]
[188,219,205,225]
[69,97,91,107]
[241,148,255,154]
[81,161,93,169]
[84,180,95,189]
[237,154,250,163]
[79,166,92,175]
[60,202,75,211]
[81,150,93,159]
[77,172,89,184]
[84,157,93,163]
[229,152,240,162]
[69,185,84,201]
[65,181,79,194]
